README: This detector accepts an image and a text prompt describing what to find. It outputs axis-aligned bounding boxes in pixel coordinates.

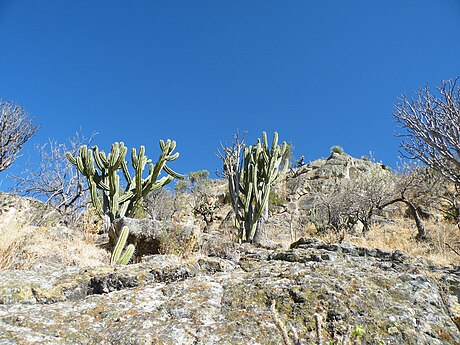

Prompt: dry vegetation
[350,219,460,265]
[2,78,460,273]
[2,166,460,271]
[0,204,109,271]
[300,218,460,266]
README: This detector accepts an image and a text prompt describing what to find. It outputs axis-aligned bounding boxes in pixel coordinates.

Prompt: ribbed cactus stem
[229,131,288,243]
[118,244,135,265]
[110,226,135,265]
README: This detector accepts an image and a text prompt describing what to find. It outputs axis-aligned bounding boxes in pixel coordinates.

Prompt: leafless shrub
[10,131,95,226]
[394,78,460,184]
[310,160,456,240]
[144,188,175,221]
[170,170,221,231]
[379,163,450,239]
[310,170,395,235]
[0,100,38,172]
[216,131,245,226]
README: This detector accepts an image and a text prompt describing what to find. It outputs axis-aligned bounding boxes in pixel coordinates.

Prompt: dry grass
[0,206,109,271]
[348,219,460,266]
[0,207,33,270]
[0,235,25,270]
[277,216,460,266]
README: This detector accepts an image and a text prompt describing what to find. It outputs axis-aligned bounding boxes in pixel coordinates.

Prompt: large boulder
[110,217,201,259]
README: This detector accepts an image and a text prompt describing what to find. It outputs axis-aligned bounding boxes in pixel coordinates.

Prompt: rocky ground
[1,153,460,344]
[1,237,459,345]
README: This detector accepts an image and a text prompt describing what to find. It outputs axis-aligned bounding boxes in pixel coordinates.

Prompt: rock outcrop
[286,152,388,202]
[1,239,459,344]
[110,218,201,259]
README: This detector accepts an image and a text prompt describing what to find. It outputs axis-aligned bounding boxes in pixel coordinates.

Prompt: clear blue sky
[1,1,460,185]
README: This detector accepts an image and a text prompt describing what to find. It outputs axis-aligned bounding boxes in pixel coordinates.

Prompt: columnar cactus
[66,140,183,222]
[229,132,288,242]
[110,226,135,265]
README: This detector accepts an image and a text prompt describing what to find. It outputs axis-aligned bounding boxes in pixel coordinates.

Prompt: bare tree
[378,163,448,240]
[0,100,38,172]
[437,182,460,226]
[394,78,460,184]
[11,131,95,226]
[310,170,394,235]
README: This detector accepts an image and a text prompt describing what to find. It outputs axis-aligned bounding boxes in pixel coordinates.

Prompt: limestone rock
[1,239,459,344]
[111,217,201,258]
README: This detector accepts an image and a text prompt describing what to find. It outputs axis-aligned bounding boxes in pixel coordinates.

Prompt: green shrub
[189,170,209,184]
[269,190,285,208]
[330,145,344,154]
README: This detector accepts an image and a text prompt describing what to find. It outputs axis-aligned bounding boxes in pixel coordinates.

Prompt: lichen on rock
[0,239,459,344]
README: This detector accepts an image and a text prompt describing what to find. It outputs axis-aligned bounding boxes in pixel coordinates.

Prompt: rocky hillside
[1,153,460,344]
[0,237,459,344]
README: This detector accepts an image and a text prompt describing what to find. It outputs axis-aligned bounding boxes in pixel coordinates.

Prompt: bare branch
[394,78,460,184]
[0,100,38,172]
[10,131,96,226]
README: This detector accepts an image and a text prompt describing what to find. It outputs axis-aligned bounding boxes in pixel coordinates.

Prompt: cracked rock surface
[1,240,459,344]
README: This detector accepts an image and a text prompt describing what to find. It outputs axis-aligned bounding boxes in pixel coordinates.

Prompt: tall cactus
[66,140,183,223]
[227,132,288,243]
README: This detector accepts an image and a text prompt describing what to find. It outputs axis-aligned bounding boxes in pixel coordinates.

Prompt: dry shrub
[0,231,27,270]
[349,219,460,265]
[79,206,105,243]
[12,226,110,269]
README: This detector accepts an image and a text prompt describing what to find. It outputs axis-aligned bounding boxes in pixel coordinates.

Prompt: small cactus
[110,226,135,265]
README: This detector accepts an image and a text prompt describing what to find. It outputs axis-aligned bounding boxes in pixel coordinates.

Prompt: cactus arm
[271,132,278,152]
[262,132,268,151]
[244,182,253,216]
[120,159,132,185]
[118,244,135,265]
[119,190,134,204]
[168,140,177,152]
[163,165,185,179]
[166,152,179,161]
[108,172,120,219]
[76,156,86,175]
[110,226,135,265]
[66,152,77,165]
[92,146,106,171]
[89,180,103,216]
[98,150,109,166]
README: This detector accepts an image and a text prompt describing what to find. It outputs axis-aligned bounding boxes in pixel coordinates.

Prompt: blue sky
[1,1,460,186]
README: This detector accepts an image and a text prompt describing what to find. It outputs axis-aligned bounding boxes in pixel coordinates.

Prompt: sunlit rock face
[1,239,459,344]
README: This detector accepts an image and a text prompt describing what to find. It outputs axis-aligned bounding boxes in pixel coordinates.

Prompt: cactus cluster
[231,132,288,242]
[66,140,183,222]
